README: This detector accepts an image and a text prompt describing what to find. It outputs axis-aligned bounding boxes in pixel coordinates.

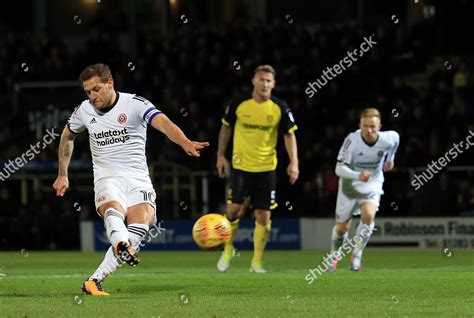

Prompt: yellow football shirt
[222,95,298,172]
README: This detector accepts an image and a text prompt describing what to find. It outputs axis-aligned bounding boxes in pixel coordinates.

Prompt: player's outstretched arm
[151,114,209,157]
[53,126,78,197]
[284,133,299,185]
[216,124,232,178]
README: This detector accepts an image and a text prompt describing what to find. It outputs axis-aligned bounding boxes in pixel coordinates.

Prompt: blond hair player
[329,108,399,271]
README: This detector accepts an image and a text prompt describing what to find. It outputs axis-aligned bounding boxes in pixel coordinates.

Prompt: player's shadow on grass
[0,293,32,298]
[120,284,183,294]
[0,292,80,298]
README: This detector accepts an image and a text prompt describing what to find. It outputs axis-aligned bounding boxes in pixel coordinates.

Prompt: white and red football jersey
[336,129,400,194]
[67,92,162,182]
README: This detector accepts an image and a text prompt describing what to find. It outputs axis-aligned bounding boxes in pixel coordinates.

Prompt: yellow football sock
[224,218,240,253]
[251,221,271,264]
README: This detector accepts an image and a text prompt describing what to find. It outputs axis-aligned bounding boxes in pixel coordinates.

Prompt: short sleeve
[278,101,298,135]
[67,105,86,134]
[221,100,239,127]
[132,95,163,124]
[336,134,355,165]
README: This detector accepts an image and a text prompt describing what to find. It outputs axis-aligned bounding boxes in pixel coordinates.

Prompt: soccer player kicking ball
[216,65,299,273]
[53,63,208,296]
[328,108,399,271]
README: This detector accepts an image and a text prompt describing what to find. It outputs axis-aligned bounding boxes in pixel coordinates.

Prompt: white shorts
[94,176,156,218]
[335,188,381,223]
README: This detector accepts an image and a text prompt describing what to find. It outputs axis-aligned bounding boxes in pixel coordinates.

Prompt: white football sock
[352,222,375,258]
[127,223,149,251]
[89,223,149,282]
[330,225,348,256]
[89,247,121,281]
[104,208,129,245]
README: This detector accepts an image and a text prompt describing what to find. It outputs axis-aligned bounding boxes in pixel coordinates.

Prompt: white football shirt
[336,129,399,194]
[67,92,162,182]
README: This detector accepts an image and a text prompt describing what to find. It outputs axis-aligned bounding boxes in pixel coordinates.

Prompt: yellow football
[192,213,232,250]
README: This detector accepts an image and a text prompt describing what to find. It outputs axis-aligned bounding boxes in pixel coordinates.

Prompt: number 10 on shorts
[140,190,155,203]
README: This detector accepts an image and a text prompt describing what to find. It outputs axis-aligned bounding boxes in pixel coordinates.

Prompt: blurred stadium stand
[0,0,473,250]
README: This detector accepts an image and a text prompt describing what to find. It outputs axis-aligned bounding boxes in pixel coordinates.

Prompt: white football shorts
[94,176,156,217]
[335,188,381,223]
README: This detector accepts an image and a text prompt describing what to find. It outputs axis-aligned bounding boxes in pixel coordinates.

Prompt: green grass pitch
[0,250,473,317]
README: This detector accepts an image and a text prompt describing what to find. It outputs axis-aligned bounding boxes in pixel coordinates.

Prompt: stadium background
[0,0,473,251]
